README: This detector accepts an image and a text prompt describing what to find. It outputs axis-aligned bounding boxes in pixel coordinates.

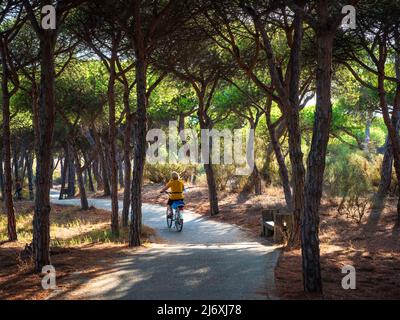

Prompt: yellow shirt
[166,179,184,200]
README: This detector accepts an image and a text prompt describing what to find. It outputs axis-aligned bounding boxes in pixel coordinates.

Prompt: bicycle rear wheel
[175,210,183,232]
[166,207,173,228]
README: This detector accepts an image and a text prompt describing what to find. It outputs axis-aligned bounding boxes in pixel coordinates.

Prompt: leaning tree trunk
[1,39,17,241]
[302,31,334,293]
[265,111,293,209]
[33,33,57,272]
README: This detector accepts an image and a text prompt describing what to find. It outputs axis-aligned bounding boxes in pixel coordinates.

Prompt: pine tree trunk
[117,151,124,189]
[1,39,17,241]
[377,136,394,200]
[59,147,68,200]
[108,56,119,237]
[122,85,132,228]
[100,143,111,196]
[26,151,34,200]
[286,10,305,247]
[92,159,103,190]
[0,154,4,199]
[87,164,95,192]
[198,99,220,216]
[74,150,89,210]
[67,143,75,198]
[33,33,57,272]
[129,35,147,247]
[302,31,334,294]
[204,163,220,215]
[13,136,19,183]
[251,163,262,195]
[265,111,293,209]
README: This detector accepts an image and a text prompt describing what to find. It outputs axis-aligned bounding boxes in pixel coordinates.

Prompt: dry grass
[0,202,156,300]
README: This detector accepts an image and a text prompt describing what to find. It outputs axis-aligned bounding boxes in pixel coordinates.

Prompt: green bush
[325,146,374,198]
[144,163,199,184]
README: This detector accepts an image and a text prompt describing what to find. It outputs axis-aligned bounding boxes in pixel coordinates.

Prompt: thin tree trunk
[0,154,4,199]
[49,155,54,188]
[117,150,124,189]
[265,110,293,209]
[74,149,89,210]
[26,151,34,200]
[122,84,132,228]
[13,136,19,183]
[67,143,75,198]
[251,163,262,195]
[59,147,68,200]
[93,158,103,190]
[1,38,17,241]
[100,142,111,196]
[86,162,95,192]
[108,54,119,237]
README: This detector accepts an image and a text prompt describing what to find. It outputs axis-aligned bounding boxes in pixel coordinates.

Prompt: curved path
[50,191,280,300]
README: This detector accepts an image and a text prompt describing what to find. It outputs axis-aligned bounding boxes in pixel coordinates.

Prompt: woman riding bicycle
[160,171,184,217]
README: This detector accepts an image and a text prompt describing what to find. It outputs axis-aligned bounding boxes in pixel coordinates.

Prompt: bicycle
[162,192,184,232]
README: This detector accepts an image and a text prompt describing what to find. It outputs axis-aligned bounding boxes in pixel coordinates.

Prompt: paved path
[50,191,280,300]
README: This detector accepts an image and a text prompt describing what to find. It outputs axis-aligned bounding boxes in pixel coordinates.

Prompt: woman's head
[171,171,180,180]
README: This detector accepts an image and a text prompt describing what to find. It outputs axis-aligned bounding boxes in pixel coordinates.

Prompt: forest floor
[138,183,400,299]
[0,202,156,300]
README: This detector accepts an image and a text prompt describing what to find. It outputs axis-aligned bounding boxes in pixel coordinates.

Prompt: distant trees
[334,1,400,223]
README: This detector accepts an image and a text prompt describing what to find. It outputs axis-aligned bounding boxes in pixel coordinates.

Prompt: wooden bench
[262,209,294,243]
[262,209,278,237]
